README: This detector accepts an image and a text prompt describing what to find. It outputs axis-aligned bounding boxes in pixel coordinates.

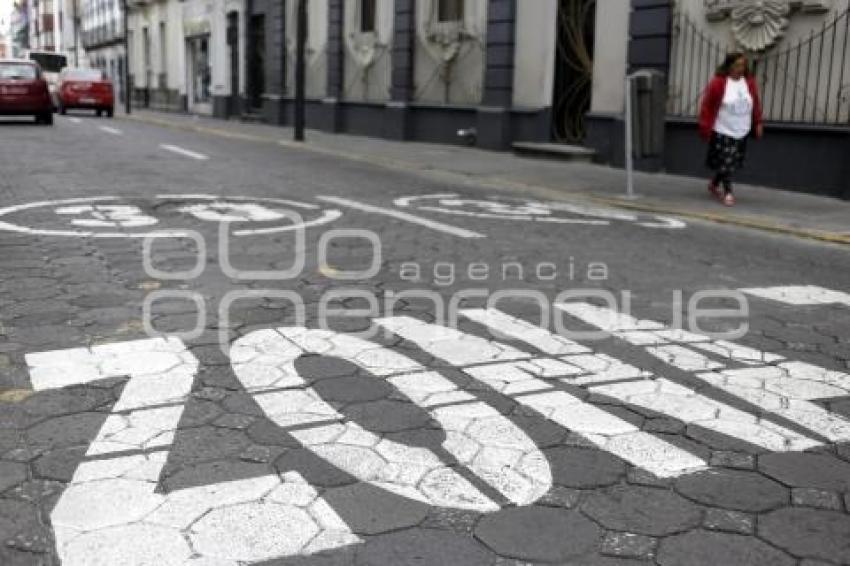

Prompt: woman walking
[698,52,764,206]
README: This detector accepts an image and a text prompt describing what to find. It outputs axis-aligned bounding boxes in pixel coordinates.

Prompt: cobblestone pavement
[1,114,849,566]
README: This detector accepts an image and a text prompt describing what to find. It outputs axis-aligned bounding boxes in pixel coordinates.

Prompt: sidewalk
[121,110,850,246]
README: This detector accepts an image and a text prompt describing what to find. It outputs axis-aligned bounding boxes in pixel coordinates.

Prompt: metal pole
[294,0,307,141]
[624,70,654,199]
[123,0,130,114]
[625,74,635,199]
[73,0,79,66]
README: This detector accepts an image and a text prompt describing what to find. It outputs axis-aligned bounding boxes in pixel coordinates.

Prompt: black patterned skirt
[706,132,748,175]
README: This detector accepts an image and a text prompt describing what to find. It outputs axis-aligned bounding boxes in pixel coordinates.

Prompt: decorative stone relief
[705,0,832,51]
[416,0,484,64]
[343,0,392,69]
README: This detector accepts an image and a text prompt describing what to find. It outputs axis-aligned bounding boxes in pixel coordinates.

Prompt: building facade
[126,0,245,116]
[584,0,850,199]
[80,0,126,100]
[121,0,849,198]
[25,0,61,52]
[10,0,84,63]
[242,0,564,149]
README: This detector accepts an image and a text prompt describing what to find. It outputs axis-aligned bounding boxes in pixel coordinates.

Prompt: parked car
[25,49,68,109]
[58,68,114,117]
[0,59,53,125]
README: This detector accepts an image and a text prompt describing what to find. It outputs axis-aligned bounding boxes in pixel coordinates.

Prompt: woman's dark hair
[716,52,749,76]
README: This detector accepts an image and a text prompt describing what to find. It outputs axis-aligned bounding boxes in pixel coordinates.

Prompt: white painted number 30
[55,205,159,228]
[25,297,850,564]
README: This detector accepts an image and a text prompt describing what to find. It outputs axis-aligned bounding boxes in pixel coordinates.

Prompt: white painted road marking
[55,204,159,228]
[318,196,486,239]
[68,117,82,124]
[27,338,360,565]
[376,315,708,478]
[160,143,210,161]
[99,125,122,135]
[24,287,850,564]
[465,308,822,452]
[394,193,688,230]
[557,302,850,445]
[742,285,850,307]
[0,195,341,238]
[231,327,552,512]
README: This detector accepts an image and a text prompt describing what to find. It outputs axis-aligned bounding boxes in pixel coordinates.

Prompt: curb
[121,113,850,247]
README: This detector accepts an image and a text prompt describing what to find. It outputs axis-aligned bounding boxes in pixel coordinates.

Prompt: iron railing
[668,7,850,126]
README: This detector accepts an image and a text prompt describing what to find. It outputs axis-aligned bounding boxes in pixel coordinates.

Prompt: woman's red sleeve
[699,77,723,141]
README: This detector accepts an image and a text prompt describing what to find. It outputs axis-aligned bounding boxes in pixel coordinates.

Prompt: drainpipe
[72,0,78,66]
[123,0,130,114]
[294,0,306,141]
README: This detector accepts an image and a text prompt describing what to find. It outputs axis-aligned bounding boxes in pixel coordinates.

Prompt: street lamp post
[123,0,130,114]
[294,0,307,141]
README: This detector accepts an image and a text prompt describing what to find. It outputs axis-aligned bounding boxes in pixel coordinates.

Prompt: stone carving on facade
[344,0,391,69]
[705,0,832,51]
[417,0,483,64]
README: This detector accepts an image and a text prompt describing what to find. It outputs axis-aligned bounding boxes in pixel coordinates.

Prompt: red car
[58,68,114,117]
[0,59,53,125]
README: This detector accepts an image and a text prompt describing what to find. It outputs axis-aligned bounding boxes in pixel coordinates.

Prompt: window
[159,21,167,81]
[360,0,376,33]
[437,0,464,22]
[0,62,38,80]
[62,68,105,81]
[142,27,150,70]
[28,52,67,73]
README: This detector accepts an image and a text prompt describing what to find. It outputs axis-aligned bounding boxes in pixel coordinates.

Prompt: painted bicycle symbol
[394,193,687,229]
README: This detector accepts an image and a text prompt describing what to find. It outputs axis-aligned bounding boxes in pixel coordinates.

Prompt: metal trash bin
[629,69,667,159]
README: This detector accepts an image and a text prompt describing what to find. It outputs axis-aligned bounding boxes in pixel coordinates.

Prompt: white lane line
[741,285,850,307]
[317,196,486,239]
[159,144,209,161]
[556,302,850,444]
[68,117,82,124]
[376,315,707,478]
[99,126,123,135]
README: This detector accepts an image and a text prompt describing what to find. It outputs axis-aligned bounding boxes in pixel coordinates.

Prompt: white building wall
[512,0,557,108]
[285,0,328,98]
[589,0,629,114]
[127,0,244,112]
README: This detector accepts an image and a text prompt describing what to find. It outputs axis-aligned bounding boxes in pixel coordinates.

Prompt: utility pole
[122,0,130,114]
[72,0,79,66]
[294,0,306,141]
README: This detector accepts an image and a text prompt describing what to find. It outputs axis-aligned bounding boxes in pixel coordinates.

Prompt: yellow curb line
[0,388,34,403]
[122,113,850,246]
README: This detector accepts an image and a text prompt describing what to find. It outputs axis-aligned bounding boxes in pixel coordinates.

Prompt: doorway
[186,34,212,115]
[247,14,265,110]
[227,11,240,116]
[551,0,596,143]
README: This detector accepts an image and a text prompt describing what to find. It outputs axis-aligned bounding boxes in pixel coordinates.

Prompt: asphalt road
[1,113,850,566]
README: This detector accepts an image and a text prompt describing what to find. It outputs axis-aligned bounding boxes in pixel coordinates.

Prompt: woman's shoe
[708,181,723,201]
[722,192,736,207]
